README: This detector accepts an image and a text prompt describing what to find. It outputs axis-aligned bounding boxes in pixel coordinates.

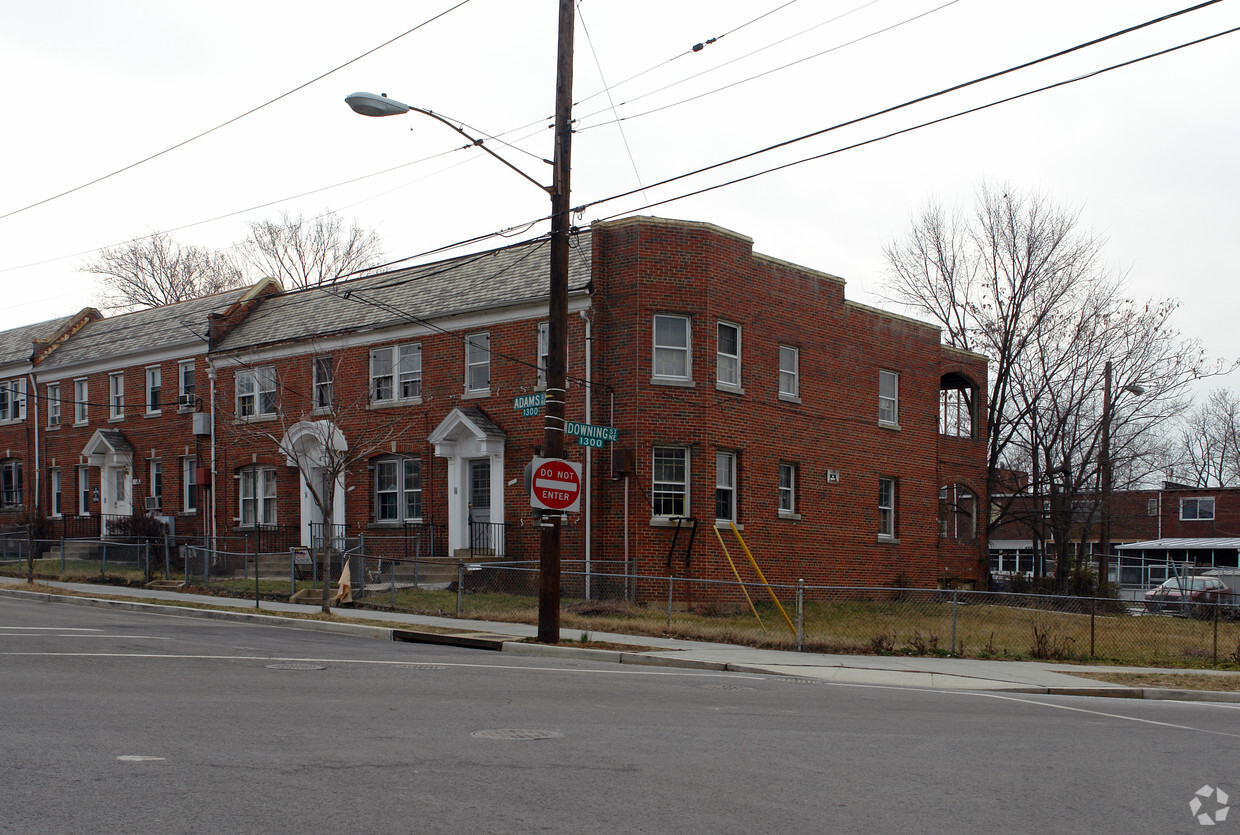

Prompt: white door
[468,459,491,551]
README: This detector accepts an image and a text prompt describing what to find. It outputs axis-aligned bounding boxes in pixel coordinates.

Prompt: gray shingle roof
[40,287,256,371]
[215,233,593,353]
[0,315,76,369]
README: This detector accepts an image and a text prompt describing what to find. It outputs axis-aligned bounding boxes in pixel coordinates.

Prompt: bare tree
[237,211,383,289]
[82,231,246,312]
[884,183,1219,589]
[1173,388,1240,487]
[218,349,408,613]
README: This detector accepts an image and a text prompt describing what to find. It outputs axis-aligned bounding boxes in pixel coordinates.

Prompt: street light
[1098,359,1144,593]
[345,0,575,644]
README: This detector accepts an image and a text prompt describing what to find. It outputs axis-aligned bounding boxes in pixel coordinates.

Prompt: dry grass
[1069,671,1240,691]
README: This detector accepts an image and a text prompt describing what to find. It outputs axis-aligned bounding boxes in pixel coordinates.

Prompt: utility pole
[1098,360,1113,594]
[538,0,575,644]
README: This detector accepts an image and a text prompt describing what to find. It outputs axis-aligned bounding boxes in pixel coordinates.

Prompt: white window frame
[1180,497,1216,521]
[313,356,334,411]
[178,360,196,410]
[778,463,796,516]
[879,477,897,540]
[78,465,90,516]
[74,378,89,425]
[465,332,490,394]
[879,370,899,427]
[652,446,689,519]
[239,466,277,527]
[374,456,423,523]
[779,345,800,401]
[715,451,737,523]
[50,468,62,518]
[0,378,27,422]
[236,367,277,418]
[370,344,422,404]
[146,366,162,415]
[47,382,60,427]
[1,459,22,508]
[109,372,125,420]
[716,321,741,391]
[149,460,163,509]
[183,457,197,514]
[652,315,692,384]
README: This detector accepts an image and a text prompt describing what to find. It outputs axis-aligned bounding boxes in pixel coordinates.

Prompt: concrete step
[146,580,186,591]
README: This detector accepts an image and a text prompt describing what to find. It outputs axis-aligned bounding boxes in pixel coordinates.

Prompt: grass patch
[1069,671,1240,691]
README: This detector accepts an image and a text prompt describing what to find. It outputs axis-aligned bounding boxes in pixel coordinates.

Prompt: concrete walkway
[3,576,1238,702]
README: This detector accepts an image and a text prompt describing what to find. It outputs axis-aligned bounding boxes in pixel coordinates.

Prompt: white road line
[0,626,100,631]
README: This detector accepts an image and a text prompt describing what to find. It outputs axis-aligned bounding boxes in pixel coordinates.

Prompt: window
[183,457,197,513]
[466,332,490,393]
[778,463,796,515]
[938,483,976,541]
[146,366,161,414]
[236,367,277,418]
[149,460,163,509]
[715,451,737,522]
[178,360,196,409]
[652,446,689,517]
[1,459,22,508]
[0,379,26,422]
[47,383,60,427]
[717,322,741,389]
[653,315,691,382]
[370,344,421,403]
[939,386,973,437]
[50,468,62,517]
[879,370,899,426]
[313,356,334,410]
[1181,497,1215,521]
[779,346,799,400]
[74,379,88,424]
[878,477,897,539]
[109,372,125,419]
[537,322,550,387]
[1147,497,1158,517]
[78,466,90,515]
[374,456,423,523]
[239,466,276,526]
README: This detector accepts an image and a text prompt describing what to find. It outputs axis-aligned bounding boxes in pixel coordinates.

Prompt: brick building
[5,217,988,590]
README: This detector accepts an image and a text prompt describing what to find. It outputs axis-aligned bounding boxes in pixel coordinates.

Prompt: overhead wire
[0,0,475,224]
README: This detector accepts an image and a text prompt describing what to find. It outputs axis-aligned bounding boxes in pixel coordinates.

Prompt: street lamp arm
[345,92,553,195]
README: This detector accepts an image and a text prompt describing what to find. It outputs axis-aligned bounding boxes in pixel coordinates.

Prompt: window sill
[716,383,744,395]
[367,520,425,529]
[778,511,802,521]
[178,406,197,415]
[180,511,198,517]
[877,535,900,544]
[649,516,695,529]
[778,393,801,404]
[108,415,125,423]
[369,398,423,410]
[651,377,695,388]
[73,421,89,428]
[463,389,490,400]
[714,520,743,531]
[234,414,278,424]
[878,420,900,431]
[46,425,61,431]
[0,418,24,426]
[145,411,161,419]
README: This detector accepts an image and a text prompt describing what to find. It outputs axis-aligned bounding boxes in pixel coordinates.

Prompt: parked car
[1142,576,1227,614]
[1203,569,1240,614]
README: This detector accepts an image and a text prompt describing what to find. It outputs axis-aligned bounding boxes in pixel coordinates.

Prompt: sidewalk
[3,576,1237,702]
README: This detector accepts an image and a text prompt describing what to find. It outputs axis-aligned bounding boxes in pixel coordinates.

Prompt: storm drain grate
[695,683,758,692]
[471,729,563,741]
[265,663,327,671]
[394,664,449,671]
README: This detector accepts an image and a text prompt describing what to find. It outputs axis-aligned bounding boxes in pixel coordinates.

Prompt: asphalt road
[2,596,1238,834]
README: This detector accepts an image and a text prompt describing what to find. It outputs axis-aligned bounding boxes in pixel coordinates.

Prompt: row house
[5,217,989,590]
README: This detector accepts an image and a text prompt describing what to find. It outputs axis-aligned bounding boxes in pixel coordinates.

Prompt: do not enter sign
[527,457,582,512]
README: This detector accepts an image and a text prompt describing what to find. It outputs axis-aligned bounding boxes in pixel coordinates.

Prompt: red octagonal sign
[529,457,582,512]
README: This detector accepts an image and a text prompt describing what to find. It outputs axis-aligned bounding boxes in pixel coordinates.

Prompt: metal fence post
[60,536,65,575]
[101,541,107,577]
[796,579,804,653]
[290,550,295,598]
[666,576,674,629]
[1214,602,1220,665]
[391,560,396,610]
[456,562,464,616]
[1090,596,1096,658]
[253,539,260,610]
[144,542,150,585]
[951,589,958,654]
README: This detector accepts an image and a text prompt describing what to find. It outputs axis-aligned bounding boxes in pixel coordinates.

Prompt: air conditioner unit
[178,394,196,408]
[144,496,161,511]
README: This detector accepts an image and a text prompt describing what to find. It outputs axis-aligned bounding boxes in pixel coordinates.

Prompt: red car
[1143,576,1227,613]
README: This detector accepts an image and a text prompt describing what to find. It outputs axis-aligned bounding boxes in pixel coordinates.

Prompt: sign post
[527,457,582,513]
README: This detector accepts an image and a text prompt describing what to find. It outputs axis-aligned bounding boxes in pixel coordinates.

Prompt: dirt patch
[521,638,656,652]
[1070,671,1240,691]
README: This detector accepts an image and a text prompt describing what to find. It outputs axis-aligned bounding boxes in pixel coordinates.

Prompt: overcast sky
[2,1,1237,386]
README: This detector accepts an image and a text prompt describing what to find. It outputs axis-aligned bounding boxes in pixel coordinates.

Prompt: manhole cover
[471,729,563,741]
[265,663,327,671]
[695,683,758,692]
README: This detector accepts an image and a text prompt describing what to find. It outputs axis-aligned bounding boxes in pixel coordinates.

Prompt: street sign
[566,420,619,448]
[513,392,545,417]
[527,457,582,512]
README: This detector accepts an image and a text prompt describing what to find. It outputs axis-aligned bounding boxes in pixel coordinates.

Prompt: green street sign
[566,421,619,446]
[513,392,545,414]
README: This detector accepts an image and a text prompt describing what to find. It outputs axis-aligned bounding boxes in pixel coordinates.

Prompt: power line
[0,0,474,224]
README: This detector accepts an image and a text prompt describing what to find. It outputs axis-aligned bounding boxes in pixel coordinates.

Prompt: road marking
[117,755,165,762]
[0,626,100,631]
